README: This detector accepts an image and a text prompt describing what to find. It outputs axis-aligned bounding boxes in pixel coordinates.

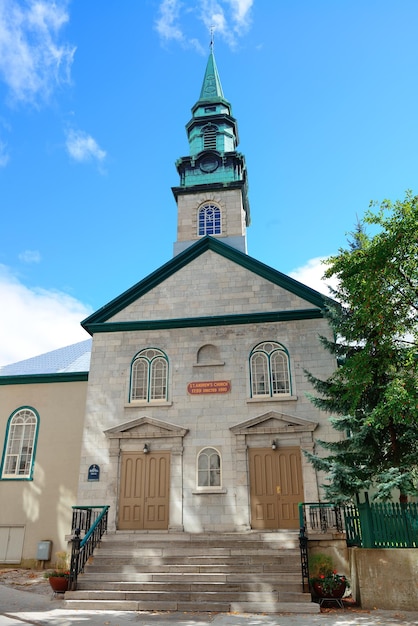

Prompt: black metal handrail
[299,526,309,591]
[69,505,109,591]
[299,502,344,534]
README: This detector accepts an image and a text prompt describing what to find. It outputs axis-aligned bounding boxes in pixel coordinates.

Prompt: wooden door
[118,451,170,530]
[249,447,303,529]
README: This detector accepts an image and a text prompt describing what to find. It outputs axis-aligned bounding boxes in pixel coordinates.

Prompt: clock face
[200,156,219,173]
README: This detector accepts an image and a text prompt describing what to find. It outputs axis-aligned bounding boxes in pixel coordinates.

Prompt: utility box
[36,540,52,561]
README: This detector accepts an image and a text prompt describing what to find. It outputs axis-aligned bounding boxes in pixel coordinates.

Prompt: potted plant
[308,553,349,599]
[44,551,70,593]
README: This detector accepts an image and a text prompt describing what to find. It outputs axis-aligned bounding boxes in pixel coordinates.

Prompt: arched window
[197,447,221,488]
[249,342,291,398]
[1,408,39,479]
[198,203,221,236]
[130,348,168,402]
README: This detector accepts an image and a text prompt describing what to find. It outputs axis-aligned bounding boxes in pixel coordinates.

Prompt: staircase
[64,531,318,614]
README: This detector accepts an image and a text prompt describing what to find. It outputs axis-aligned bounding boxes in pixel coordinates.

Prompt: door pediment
[230,411,317,435]
[105,416,188,440]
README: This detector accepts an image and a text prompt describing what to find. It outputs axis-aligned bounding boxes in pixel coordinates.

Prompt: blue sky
[1,0,418,366]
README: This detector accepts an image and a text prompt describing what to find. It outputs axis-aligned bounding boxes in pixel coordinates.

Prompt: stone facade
[77,244,337,533]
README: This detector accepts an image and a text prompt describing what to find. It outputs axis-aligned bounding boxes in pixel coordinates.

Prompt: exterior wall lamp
[271,440,277,450]
[143,443,150,454]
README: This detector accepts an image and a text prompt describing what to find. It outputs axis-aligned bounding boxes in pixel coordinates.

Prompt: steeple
[172,49,250,256]
[198,47,225,102]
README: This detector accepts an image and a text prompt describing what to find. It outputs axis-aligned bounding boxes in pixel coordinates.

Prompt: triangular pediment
[104,416,188,440]
[230,411,318,435]
[82,237,331,334]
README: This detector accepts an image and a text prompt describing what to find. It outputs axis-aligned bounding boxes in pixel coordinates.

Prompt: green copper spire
[198,48,225,102]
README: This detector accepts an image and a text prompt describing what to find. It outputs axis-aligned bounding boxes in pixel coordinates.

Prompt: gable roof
[0,339,91,384]
[82,236,331,335]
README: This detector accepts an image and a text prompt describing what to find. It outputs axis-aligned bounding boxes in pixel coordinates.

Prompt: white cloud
[155,0,253,50]
[66,129,106,165]
[289,256,338,297]
[155,0,184,44]
[0,265,92,366]
[18,249,41,263]
[0,0,75,105]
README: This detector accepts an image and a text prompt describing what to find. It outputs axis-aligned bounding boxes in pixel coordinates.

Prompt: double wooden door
[249,447,303,529]
[118,451,170,530]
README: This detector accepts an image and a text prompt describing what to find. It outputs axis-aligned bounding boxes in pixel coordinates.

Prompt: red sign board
[187,381,231,395]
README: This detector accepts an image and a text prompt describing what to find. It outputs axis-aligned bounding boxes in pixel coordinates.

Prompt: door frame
[230,410,319,530]
[104,416,188,532]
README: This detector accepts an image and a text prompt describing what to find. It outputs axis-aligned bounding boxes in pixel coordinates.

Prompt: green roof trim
[0,372,89,386]
[83,308,324,335]
[81,236,330,335]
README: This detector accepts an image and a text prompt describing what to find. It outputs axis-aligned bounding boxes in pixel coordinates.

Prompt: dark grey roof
[0,339,92,376]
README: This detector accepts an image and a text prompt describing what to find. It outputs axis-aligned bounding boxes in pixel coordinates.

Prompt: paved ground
[0,570,417,626]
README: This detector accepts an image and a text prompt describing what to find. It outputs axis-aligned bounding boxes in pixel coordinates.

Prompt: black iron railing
[299,526,310,591]
[299,502,344,534]
[69,505,109,591]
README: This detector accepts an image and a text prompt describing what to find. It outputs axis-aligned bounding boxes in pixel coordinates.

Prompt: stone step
[65,589,311,603]
[63,598,319,614]
[65,530,315,614]
[74,580,302,593]
[85,564,300,574]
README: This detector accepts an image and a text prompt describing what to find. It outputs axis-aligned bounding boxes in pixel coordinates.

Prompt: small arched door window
[130,348,168,402]
[250,342,291,397]
[1,408,39,479]
[197,447,221,488]
[198,204,221,236]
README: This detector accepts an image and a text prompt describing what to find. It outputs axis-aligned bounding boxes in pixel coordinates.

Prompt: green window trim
[0,406,40,480]
[129,348,169,403]
[249,341,292,398]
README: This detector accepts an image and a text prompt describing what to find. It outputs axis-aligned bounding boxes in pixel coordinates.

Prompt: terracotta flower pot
[48,576,69,593]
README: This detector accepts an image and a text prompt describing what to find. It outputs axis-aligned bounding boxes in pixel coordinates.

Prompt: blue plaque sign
[88,464,100,481]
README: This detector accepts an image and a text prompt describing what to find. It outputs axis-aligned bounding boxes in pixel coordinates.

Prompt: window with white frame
[1,408,38,479]
[197,447,221,488]
[130,348,168,402]
[250,342,291,398]
[198,203,221,236]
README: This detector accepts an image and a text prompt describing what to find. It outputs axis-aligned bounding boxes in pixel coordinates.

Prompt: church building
[0,49,336,562]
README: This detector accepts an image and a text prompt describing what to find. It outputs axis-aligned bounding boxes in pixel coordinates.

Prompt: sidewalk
[1,584,418,626]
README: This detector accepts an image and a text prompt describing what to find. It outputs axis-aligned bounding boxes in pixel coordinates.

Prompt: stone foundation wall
[352,547,418,611]
[308,537,418,610]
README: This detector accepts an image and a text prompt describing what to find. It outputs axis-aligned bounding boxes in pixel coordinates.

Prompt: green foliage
[306,192,418,502]
[308,553,349,594]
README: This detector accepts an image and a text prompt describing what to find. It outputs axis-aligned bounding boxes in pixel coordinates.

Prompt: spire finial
[210,26,215,51]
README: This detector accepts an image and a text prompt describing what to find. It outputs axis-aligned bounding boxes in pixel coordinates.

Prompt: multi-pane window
[198,204,221,236]
[1,408,38,479]
[197,447,221,488]
[250,342,291,398]
[130,348,168,402]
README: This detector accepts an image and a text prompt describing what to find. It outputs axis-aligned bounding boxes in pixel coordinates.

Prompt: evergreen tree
[305,192,418,502]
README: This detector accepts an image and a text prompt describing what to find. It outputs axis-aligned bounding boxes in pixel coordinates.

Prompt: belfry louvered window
[203,125,217,150]
[130,348,168,402]
[1,408,38,479]
[198,203,221,236]
[249,342,291,397]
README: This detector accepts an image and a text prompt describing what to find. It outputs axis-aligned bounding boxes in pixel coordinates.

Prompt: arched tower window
[130,348,168,402]
[1,408,39,479]
[198,203,221,236]
[249,342,291,398]
[202,124,218,150]
[197,447,221,488]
